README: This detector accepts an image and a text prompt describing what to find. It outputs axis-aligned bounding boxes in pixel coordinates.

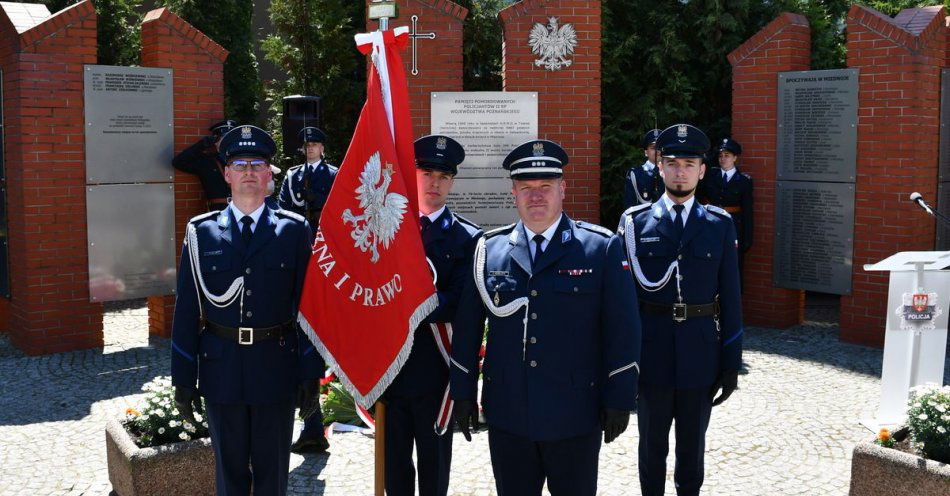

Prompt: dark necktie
[722,170,728,186]
[241,216,253,245]
[672,204,685,243]
[532,234,546,266]
[420,216,432,233]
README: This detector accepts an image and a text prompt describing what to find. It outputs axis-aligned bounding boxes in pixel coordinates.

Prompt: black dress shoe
[291,432,330,453]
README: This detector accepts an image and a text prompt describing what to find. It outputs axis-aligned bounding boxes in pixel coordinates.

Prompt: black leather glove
[710,369,739,406]
[174,386,202,425]
[453,399,479,442]
[297,380,321,420]
[601,408,630,443]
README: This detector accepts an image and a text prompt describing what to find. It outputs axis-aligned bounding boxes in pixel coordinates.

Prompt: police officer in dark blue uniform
[623,128,665,209]
[171,125,324,495]
[383,134,482,496]
[276,126,337,453]
[699,137,753,288]
[172,119,236,211]
[451,140,641,496]
[618,124,743,496]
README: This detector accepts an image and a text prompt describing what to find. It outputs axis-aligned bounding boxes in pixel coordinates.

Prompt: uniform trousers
[384,393,453,496]
[637,384,712,496]
[487,426,601,496]
[205,400,295,496]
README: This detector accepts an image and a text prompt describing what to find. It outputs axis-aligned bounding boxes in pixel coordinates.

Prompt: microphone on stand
[909,192,950,227]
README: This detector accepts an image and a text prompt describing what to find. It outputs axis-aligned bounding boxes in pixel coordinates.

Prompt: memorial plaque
[84,65,174,184]
[777,69,858,182]
[0,71,7,297]
[937,69,950,249]
[431,92,538,229]
[773,181,855,294]
[86,184,177,301]
[937,181,950,250]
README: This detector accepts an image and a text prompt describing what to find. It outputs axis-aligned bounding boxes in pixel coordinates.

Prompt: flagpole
[374,401,387,495]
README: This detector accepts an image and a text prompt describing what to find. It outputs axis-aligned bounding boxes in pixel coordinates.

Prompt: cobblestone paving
[0,299,947,495]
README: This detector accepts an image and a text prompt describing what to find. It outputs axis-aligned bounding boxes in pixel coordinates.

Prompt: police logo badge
[896,291,942,331]
[241,126,252,139]
[533,142,544,156]
[913,293,929,313]
[436,136,447,150]
[677,125,688,138]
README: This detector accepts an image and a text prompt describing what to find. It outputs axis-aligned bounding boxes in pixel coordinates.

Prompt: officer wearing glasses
[171,125,324,495]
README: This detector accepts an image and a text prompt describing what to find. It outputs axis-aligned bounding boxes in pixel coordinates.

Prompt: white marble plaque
[431,92,538,229]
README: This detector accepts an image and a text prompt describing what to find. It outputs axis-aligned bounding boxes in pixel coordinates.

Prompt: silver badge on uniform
[441,218,450,229]
[640,236,660,243]
[436,136,447,150]
[561,230,572,243]
[241,126,252,139]
[677,125,688,138]
[532,142,544,156]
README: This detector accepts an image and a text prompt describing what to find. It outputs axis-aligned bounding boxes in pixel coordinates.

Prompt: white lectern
[862,251,950,431]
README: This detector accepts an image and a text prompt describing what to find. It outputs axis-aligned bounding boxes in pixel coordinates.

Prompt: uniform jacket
[699,167,753,252]
[171,138,230,199]
[171,205,324,404]
[623,162,664,209]
[277,160,338,226]
[450,214,641,441]
[618,201,742,389]
[386,208,482,397]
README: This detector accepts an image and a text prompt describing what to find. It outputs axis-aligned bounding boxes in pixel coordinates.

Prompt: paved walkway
[0,299,947,495]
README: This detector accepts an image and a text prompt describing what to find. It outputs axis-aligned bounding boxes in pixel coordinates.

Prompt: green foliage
[41,0,142,66]
[322,381,366,426]
[261,0,366,168]
[161,0,263,124]
[456,0,505,90]
[123,376,209,448]
[866,0,944,16]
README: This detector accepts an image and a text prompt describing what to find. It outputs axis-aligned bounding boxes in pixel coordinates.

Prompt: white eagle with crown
[342,152,409,263]
[528,17,577,71]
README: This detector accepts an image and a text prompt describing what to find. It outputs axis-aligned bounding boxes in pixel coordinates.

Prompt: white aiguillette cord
[472,236,531,359]
[621,214,682,298]
[186,223,246,322]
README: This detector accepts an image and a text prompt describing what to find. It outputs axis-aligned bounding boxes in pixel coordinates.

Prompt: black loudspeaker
[281,95,322,158]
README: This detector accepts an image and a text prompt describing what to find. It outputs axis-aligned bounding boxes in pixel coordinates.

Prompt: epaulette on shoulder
[452,213,480,230]
[623,203,652,218]
[575,220,613,237]
[704,204,732,219]
[275,209,306,223]
[484,223,516,238]
[286,164,304,174]
[741,172,752,180]
[326,163,339,171]
[189,210,218,225]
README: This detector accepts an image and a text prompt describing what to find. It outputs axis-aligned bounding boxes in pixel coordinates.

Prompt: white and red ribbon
[430,322,454,435]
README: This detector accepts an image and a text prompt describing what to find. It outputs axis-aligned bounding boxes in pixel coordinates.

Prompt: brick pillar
[499,0,601,223]
[0,1,102,355]
[141,8,228,338]
[367,0,468,138]
[840,6,946,347]
[727,13,810,329]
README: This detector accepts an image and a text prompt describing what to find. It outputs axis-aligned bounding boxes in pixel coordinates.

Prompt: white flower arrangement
[123,376,210,448]
[906,383,950,463]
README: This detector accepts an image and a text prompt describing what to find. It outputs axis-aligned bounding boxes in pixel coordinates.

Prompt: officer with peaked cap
[276,126,337,453]
[623,128,665,209]
[382,135,482,496]
[699,137,753,289]
[172,119,237,212]
[617,124,742,496]
[171,125,324,495]
[450,139,641,496]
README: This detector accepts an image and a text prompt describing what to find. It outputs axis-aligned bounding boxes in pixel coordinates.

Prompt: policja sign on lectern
[862,251,950,431]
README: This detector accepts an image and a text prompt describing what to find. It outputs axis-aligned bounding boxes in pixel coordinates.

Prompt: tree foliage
[456,0,505,90]
[41,0,142,66]
[260,0,366,168]
[161,0,263,124]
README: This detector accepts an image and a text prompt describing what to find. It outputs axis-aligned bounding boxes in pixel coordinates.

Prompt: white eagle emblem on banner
[528,17,577,71]
[342,152,409,263]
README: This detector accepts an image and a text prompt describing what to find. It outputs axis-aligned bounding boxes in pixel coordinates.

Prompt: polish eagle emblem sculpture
[342,151,409,263]
[528,17,577,71]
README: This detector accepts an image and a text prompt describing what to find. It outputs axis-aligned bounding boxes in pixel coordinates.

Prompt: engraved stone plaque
[431,92,538,229]
[84,65,174,184]
[777,69,858,182]
[773,181,855,294]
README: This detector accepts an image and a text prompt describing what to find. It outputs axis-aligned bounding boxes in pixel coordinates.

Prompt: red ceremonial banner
[298,28,436,408]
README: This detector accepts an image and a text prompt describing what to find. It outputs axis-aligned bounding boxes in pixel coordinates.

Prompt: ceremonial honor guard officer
[623,128,665,209]
[383,135,482,496]
[699,137,753,287]
[277,126,337,453]
[172,119,237,212]
[618,124,742,496]
[170,125,324,495]
[450,140,641,496]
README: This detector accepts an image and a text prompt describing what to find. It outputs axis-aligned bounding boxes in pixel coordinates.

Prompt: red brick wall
[840,6,946,347]
[367,0,467,139]
[499,0,600,223]
[727,13,810,329]
[0,1,103,355]
[141,8,228,338]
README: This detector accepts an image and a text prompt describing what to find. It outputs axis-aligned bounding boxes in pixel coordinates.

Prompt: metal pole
[374,401,386,496]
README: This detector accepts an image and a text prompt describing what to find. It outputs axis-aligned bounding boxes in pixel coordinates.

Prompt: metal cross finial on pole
[409,15,436,76]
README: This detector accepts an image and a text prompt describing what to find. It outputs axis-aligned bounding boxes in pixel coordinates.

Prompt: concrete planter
[105,419,216,496]
[849,431,950,495]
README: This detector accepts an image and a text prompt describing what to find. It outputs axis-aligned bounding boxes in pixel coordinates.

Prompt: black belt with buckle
[204,320,294,345]
[640,300,719,322]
